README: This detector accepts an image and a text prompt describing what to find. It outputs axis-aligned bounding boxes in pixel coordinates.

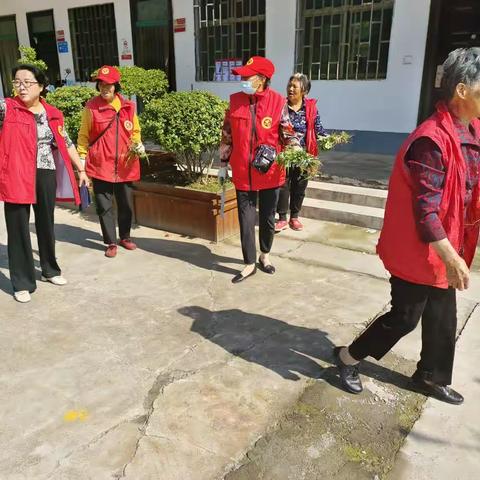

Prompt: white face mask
[240,79,257,95]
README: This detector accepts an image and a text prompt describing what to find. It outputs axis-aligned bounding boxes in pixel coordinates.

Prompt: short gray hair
[441,47,480,100]
[288,73,311,95]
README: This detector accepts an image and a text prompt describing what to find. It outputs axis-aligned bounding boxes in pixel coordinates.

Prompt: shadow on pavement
[0,243,11,294]
[181,305,335,381]
[135,237,243,276]
[180,305,420,393]
[51,223,243,275]
[53,224,105,251]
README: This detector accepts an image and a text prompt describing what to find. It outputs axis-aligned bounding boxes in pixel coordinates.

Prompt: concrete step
[211,167,386,230]
[306,180,387,208]
[300,197,384,230]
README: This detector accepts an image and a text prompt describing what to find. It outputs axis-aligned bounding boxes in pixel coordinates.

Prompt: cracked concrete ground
[0,208,479,480]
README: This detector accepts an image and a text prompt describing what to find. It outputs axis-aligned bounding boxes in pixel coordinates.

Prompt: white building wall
[1,0,431,135]
[172,0,431,134]
[0,0,134,84]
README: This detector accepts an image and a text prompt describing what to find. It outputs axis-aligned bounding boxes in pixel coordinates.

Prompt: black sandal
[258,256,275,274]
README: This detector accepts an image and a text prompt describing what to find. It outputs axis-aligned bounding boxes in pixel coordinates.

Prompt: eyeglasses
[12,80,39,89]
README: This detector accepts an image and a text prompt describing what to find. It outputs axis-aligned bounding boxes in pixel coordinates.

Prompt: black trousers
[349,276,457,385]
[277,166,309,220]
[92,179,133,245]
[236,188,280,265]
[4,169,60,293]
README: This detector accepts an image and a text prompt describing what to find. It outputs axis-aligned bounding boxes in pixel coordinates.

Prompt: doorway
[26,10,61,87]
[418,0,480,123]
[130,0,176,90]
[0,15,19,97]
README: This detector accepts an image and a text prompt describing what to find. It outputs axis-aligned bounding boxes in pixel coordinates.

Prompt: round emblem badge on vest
[261,116,273,129]
[246,58,254,65]
[101,67,110,74]
[57,125,65,137]
[124,120,133,131]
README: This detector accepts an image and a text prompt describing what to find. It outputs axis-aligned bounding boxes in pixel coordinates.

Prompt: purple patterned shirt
[406,117,480,242]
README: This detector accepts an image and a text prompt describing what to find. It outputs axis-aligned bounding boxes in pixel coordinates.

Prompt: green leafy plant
[118,66,168,104]
[46,86,97,143]
[276,131,351,179]
[91,66,168,105]
[125,142,149,166]
[276,148,321,179]
[318,131,352,151]
[17,45,48,72]
[141,91,228,183]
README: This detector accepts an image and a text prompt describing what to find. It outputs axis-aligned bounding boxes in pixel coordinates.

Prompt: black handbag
[249,101,276,174]
[252,144,277,174]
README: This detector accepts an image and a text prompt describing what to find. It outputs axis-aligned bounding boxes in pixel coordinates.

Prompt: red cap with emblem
[232,56,275,79]
[93,65,121,84]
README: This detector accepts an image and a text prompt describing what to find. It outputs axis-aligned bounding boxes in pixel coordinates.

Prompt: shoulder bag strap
[88,112,119,148]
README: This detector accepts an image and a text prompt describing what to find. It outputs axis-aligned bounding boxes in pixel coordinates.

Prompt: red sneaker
[119,238,137,250]
[105,244,117,258]
[289,218,303,231]
[275,220,288,232]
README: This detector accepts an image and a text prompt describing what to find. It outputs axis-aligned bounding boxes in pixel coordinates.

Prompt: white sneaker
[14,291,31,303]
[41,275,68,286]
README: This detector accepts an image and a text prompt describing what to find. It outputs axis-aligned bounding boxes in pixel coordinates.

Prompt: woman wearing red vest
[219,56,300,283]
[77,66,142,258]
[276,73,327,232]
[0,65,88,303]
[334,48,480,405]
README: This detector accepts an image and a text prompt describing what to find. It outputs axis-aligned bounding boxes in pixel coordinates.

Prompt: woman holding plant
[77,65,144,258]
[275,73,328,232]
[219,56,300,283]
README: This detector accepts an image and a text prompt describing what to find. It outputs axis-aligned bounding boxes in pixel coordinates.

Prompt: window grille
[68,3,119,82]
[295,0,394,80]
[193,0,266,81]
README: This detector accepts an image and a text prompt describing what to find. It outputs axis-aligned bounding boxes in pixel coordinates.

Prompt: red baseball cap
[93,65,121,84]
[232,56,275,79]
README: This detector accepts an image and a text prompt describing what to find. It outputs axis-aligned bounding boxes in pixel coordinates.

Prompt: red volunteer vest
[85,94,140,183]
[229,88,286,191]
[304,98,319,157]
[0,97,80,205]
[377,102,480,288]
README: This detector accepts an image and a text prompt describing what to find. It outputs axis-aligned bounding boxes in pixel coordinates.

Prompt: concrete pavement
[0,207,479,479]
[390,306,480,480]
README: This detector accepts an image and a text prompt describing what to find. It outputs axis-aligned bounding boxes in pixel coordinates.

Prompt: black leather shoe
[232,266,257,284]
[411,374,464,405]
[258,256,275,274]
[333,346,363,394]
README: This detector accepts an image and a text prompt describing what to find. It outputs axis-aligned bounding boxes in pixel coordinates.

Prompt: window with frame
[295,0,394,81]
[68,3,119,82]
[193,0,266,82]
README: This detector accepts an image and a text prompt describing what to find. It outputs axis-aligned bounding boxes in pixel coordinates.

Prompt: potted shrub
[46,86,97,143]
[134,90,239,242]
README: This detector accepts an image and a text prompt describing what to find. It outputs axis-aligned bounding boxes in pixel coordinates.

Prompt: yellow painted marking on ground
[63,409,89,422]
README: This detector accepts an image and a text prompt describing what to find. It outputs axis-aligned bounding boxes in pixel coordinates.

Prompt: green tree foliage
[141,91,228,182]
[46,86,97,143]
[17,46,48,72]
[118,66,168,104]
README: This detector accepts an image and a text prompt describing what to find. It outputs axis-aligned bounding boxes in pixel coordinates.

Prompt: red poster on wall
[174,18,186,33]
